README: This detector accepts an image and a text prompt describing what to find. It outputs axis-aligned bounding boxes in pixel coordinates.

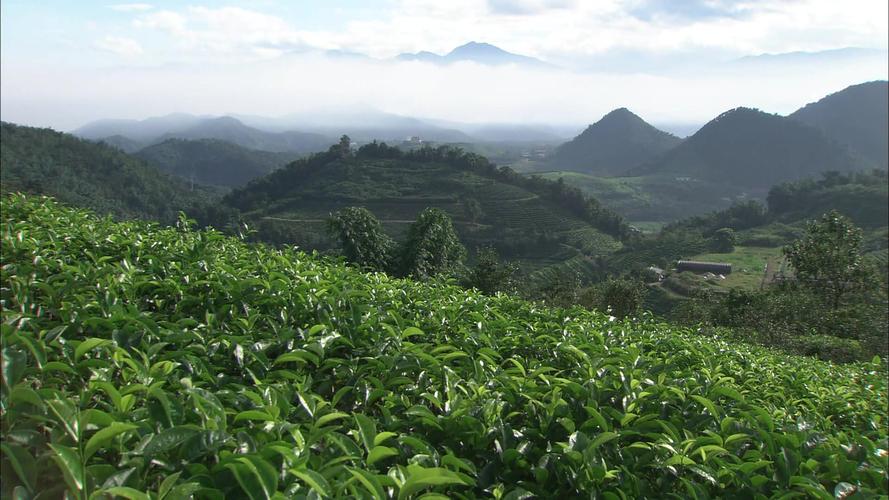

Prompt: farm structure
[676,260,732,275]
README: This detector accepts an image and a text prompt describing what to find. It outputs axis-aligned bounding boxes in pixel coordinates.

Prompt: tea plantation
[2,194,887,498]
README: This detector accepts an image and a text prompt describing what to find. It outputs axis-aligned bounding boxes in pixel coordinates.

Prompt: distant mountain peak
[630,104,866,188]
[549,108,681,176]
[396,41,552,68]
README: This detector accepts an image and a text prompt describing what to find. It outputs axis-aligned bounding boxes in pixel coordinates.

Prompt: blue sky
[1,0,887,129]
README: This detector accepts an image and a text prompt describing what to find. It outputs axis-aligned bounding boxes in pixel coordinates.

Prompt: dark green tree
[335,135,352,157]
[711,227,737,253]
[783,210,873,310]
[583,278,646,319]
[327,207,394,271]
[464,246,517,295]
[400,208,466,280]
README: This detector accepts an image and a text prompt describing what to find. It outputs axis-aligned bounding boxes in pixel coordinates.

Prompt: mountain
[548,108,682,176]
[222,145,627,278]
[74,113,203,142]
[135,138,300,188]
[735,47,888,66]
[789,81,888,169]
[75,115,332,154]
[630,107,867,190]
[95,134,145,153]
[397,41,552,68]
[0,122,221,223]
[154,116,330,153]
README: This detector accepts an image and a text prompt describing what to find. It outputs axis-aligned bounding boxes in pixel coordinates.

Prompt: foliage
[671,285,888,362]
[462,246,517,295]
[135,138,298,188]
[789,80,889,169]
[0,122,226,226]
[399,208,466,280]
[2,194,887,498]
[327,207,395,272]
[630,107,866,190]
[224,143,632,240]
[547,108,681,176]
[783,210,874,310]
[767,170,889,228]
[711,228,737,253]
[581,277,647,319]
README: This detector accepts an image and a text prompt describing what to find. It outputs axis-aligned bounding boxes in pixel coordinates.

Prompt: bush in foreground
[2,194,887,498]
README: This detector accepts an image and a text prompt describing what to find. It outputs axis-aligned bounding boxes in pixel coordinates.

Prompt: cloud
[109,3,153,12]
[132,7,314,59]
[2,49,886,131]
[486,0,577,16]
[121,0,887,66]
[93,36,144,56]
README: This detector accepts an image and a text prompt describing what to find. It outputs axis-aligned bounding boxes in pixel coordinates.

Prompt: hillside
[154,116,331,153]
[534,171,747,224]
[0,122,221,223]
[135,138,299,188]
[76,115,332,154]
[631,107,866,189]
[74,112,202,142]
[2,193,886,498]
[789,80,889,169]
[223,144,628,278]
[548,108,681,176]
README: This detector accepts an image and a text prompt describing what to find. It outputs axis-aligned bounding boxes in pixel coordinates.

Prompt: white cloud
[2,50,885,131]
[93,36,144,56]
[121,1,886,65]
[109,3,153,12]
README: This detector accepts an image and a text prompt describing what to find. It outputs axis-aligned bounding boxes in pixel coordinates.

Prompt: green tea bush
[2,194,887,498]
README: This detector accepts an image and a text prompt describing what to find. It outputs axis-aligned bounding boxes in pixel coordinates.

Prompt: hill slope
[2,193,885,498]
[73,112,202,142]
[155,116,331,153]
[135,138,299,188]
[0,122,220,222]
[789,80,888,169]
[548,108,681,176]
[76,115,332,154]
[224,145,628,276]
[631,107,866,189]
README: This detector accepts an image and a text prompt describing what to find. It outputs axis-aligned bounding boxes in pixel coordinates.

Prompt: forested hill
[789,80,889,169]
[135,138,299,188]
[0,122,222,223]
[223,142,630,275]
[630,107,867,189]
[153,116,331,153]
[547,108,681,176]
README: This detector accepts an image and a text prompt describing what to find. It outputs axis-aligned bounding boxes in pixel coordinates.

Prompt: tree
[464,246,517,295]
[583,277,646,319]
[400,208,466,280]
[327,207,394,271]
[711,227,737,253]
[334,135,352,157]
[783,210,873,310]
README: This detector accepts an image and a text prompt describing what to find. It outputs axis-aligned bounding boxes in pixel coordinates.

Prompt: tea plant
[2,194,887,498]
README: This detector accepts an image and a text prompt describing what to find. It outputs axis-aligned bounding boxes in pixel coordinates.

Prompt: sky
[1,0,887,131]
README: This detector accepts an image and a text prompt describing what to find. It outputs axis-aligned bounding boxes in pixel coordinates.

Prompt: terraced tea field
[2,194,886,498]
[233,157,622,277]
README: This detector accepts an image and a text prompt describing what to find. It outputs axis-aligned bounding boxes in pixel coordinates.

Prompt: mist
[1,50,886,132]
